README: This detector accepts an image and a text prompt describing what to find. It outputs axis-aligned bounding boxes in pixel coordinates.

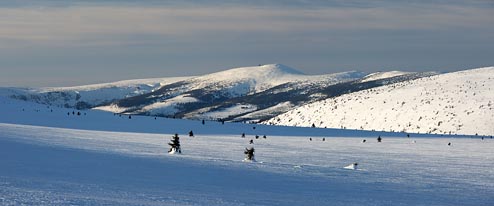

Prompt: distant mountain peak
[259,64,305,75]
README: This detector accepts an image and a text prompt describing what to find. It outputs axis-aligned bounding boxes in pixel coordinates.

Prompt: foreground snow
[1,123,493,205]
[0,97,493,205]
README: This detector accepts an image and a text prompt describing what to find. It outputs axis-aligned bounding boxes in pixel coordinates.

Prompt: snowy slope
[0,76,192,109]
[0,93,493,205]
[360,71,412,82]
[266,67,494,136]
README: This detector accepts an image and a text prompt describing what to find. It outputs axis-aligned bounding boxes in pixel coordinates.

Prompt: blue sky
[0,0,493,87]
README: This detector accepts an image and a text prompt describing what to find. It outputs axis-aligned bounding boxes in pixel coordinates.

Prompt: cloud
[0,3,492,49]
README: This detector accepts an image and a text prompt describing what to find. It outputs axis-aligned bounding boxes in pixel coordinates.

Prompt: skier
[377,136,382,142]
[241,133,245,138]
[322,138,325,141]
[202,120,205,125]
[189,130,194,137]
[249,139,254,144]
[263,135,267,139]
[362,139,366,143]
[309,138,312,141]
[255,135,259,139]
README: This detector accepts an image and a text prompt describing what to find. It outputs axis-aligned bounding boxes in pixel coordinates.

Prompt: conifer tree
[244,147,255,161]
[168,133,181,154]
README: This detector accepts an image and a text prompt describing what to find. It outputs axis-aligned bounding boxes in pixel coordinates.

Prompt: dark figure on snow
[168,133,181,154]
[377,136,382,142]
[221,120,225,125]
[129,115,132,119]
[309,138,312,141]
[362,139,366,143]
[67,112,70,116]
[407,134,410,138]
[263,135,267,139]
[448,142,451,146]
[312,123,316,128]
[202,120,205,125]
[244,147,255,161]
[322,138,325,141]
[255,135,259,139]
[241,133,245,138]
[249,139,254,144]
[253,126,256,130]
[72,111,75,115]
[189,130,194,137]
[77,111,81,116]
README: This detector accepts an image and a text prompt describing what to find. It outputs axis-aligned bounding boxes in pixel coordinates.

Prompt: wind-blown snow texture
[267,67,494,136]
[0,97,493,205]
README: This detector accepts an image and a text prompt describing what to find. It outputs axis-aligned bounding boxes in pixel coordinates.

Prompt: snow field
[0,96,493,205]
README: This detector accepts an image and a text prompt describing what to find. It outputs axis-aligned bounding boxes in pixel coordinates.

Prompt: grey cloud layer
[0,0,492,87]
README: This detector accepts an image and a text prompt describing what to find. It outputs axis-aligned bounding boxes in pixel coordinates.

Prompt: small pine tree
[244,147,255,161]
[168,133,181,154]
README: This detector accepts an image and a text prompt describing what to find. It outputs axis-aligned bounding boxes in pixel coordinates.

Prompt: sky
[0,0,493,87]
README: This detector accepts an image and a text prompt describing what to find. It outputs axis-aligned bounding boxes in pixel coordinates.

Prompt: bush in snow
[168,133,181,154]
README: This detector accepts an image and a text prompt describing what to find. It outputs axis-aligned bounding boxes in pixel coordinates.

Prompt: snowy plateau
[0,64,493,205]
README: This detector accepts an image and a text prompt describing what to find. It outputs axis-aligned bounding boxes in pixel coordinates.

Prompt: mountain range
[2,64,492,135]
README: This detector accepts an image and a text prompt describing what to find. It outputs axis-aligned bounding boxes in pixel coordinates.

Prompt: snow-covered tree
[244,147,255,162]
[168,133,181,154]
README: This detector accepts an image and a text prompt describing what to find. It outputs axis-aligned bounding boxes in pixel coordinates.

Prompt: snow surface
[196,104,258,120]
[266,67,494,136]
[1,96,493,205]
[360,71,412,83]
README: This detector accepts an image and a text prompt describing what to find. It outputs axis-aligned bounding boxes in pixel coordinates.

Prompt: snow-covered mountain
[265,67,494,136]
[94,64,366,116]
[97,64,432,121]
[1,64,437,122]
[0,77,192,109]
